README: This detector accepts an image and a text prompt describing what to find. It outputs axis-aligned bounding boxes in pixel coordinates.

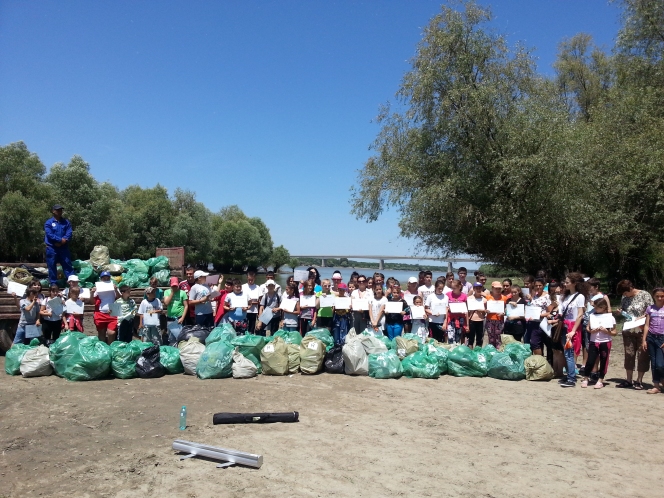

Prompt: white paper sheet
[590,313,616,330]
[506,304,525,318]
[622,317,645,331]
[259,307,274,325]
[319,295,335,308]
[281,298,297,313]
[410,305,426,320]
[487,300,505,314]
[404,294,415,306]
[25,324,42,338]
[521,288,531,297]
[467,298,485,311]
[208,289,220,299]
[95,281,115,293]
[300,295,317,308]
[525,306,542,321]
[385,301,403,314]
[143,310,160,326]
[47,297,64,316]
[66,300,84,314]
[79,288,91,300]
[205,275,219,286]
[352,298,369,311]
[334,297,351,310]
[230,295,249,309]
[109,301,123,317]
[7,281,27,297]
[449,302,468,314]
[293,270,309,282]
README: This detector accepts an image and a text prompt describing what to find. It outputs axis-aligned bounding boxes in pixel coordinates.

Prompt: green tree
[288,258,300,271]
[271,245,290,272]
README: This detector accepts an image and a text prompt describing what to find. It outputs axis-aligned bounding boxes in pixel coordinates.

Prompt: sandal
[616,381,633,389]
[646,387,661,394]
[633,381,644,390]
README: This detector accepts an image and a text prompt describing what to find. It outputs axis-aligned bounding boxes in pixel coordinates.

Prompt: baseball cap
[52,204,63,210]
[408,277,418,284]
[169,277,180,286]
[337,282,347,290]
[194,270,209,279]
[473,282,483,287]
[491,281,502,288]
[591,294,604,302]
[67,275,79,282]
[100,271,111,278]
[265,279,276,287]
[332,272,342,280]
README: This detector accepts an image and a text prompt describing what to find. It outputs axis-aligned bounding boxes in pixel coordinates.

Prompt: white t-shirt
[460,281,473,295]
[560,293,586,321]
[425,293,449,324]
[138,298,162,325]
[589,313,615,342]
[351,289,374,301]
[418,284,435,303]
[242,283,260,314]
[369,296,387,328]
[189,283,213,315]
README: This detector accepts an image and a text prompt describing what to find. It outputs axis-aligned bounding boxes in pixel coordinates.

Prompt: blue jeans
[562,334,576,382]
[14,324,27,344]
[647,333,664,383]
[195,313,214,327]
[524,321,539,348]
[332,313,350,345]
[46,246,74,285]
[386,323,403,340]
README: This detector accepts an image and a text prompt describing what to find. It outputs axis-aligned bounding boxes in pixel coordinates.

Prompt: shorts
[140,325,161,345]
[94,311,118,331]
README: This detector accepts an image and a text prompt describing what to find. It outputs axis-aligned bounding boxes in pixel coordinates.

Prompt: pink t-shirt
[446,291,468,319]
[646,305,664,335]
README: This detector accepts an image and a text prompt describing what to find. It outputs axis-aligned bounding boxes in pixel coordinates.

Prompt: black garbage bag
[135,345,166,379]
[324,344,345,374]
[175,325,212,345]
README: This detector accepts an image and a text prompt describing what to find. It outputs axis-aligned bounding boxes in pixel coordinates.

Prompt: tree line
[0,142,291,272]
[352,0,664,288]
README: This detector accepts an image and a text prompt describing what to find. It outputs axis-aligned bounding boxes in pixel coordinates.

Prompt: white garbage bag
[20,345,53,377]
[343,337,368,376]
[232,349,257,379]
[178,338,206,375]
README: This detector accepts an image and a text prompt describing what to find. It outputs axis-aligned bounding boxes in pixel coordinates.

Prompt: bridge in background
[291,255,481,272]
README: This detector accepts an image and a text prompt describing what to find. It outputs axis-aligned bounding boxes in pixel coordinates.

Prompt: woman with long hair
[557,273,589,388]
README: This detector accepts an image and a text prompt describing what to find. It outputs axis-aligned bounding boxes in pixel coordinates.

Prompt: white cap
[407,277,418,284]
[265,279,276,287]
[67,275,80,282]
[194,270,209,279]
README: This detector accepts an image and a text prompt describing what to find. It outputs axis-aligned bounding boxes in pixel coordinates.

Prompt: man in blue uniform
[44,204,74,285]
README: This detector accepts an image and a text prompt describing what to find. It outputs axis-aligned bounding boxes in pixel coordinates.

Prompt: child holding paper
[332,283,351,345]
[403,277,419,333]
[64,287,85,333]
[299,281,318,335]
[13,288,41,345]
[279,283,301,333]
[115,285,137,343]
[580,299,616,389]
[643,288,664,394]
[351,275,372,333]
[369,284,387,333]
[385,281,409,340]
[446,280,468,344]
[93,271,121,344]
[138,286,163,345]
[256,280,281,336]
[504,285,527,342]
[223,279,250,334]
[425,281,448,343]
[40,284,65,345]
[485,281,509,348]
[467,283,487,347]
[410,295,428,343]
[316,279,334,330]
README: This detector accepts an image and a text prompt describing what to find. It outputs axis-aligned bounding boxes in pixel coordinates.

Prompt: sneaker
[558,378,568,384]
[594,381,604,389]
[581,380,588,388]
[560,381,576,388]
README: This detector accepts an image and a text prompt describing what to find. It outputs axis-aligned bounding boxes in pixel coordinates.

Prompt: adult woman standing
[557,273,588,388]
[615,279,654,390]
[526,279,550,355]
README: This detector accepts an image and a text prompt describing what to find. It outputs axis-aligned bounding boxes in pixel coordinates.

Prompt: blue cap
[100,271,111,278]
[473,282,483,287]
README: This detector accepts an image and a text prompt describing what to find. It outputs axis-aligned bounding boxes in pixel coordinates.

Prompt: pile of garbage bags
[5,326,549,383]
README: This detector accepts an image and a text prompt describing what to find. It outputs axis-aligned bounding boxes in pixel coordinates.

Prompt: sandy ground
[1,332,663,498]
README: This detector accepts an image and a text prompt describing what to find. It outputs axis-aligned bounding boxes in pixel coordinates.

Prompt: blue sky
[0,0,621,262]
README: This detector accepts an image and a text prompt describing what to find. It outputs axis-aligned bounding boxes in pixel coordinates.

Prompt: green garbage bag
[231,334,266,373]
[110,341,143,379]
[503,343,532,363]
[77,266,95,282]
[63,336,112,381]
[426,343,449,375]
[72,260,92,271]
[377,335,393,350]
[147,256,169,273]
[49,331,87,377]
[487,352,526,381]
[206,323,237,345]
[159,345,184,374]
[151,269,170,286]
[120,271,149,288]
[5,343,35,375]
[305,328,334,351]
[270,329,302,345]
[402,351,440,379]
[368,350,403,379]
[402,333,424,344]
[40,279,50,289]
[124,259,150,274]
[448,345,487,377]
[196,340,234,379]
[477,345,499,363]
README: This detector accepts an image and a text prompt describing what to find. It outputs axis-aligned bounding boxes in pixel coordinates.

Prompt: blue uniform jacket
[44,217,73,249]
